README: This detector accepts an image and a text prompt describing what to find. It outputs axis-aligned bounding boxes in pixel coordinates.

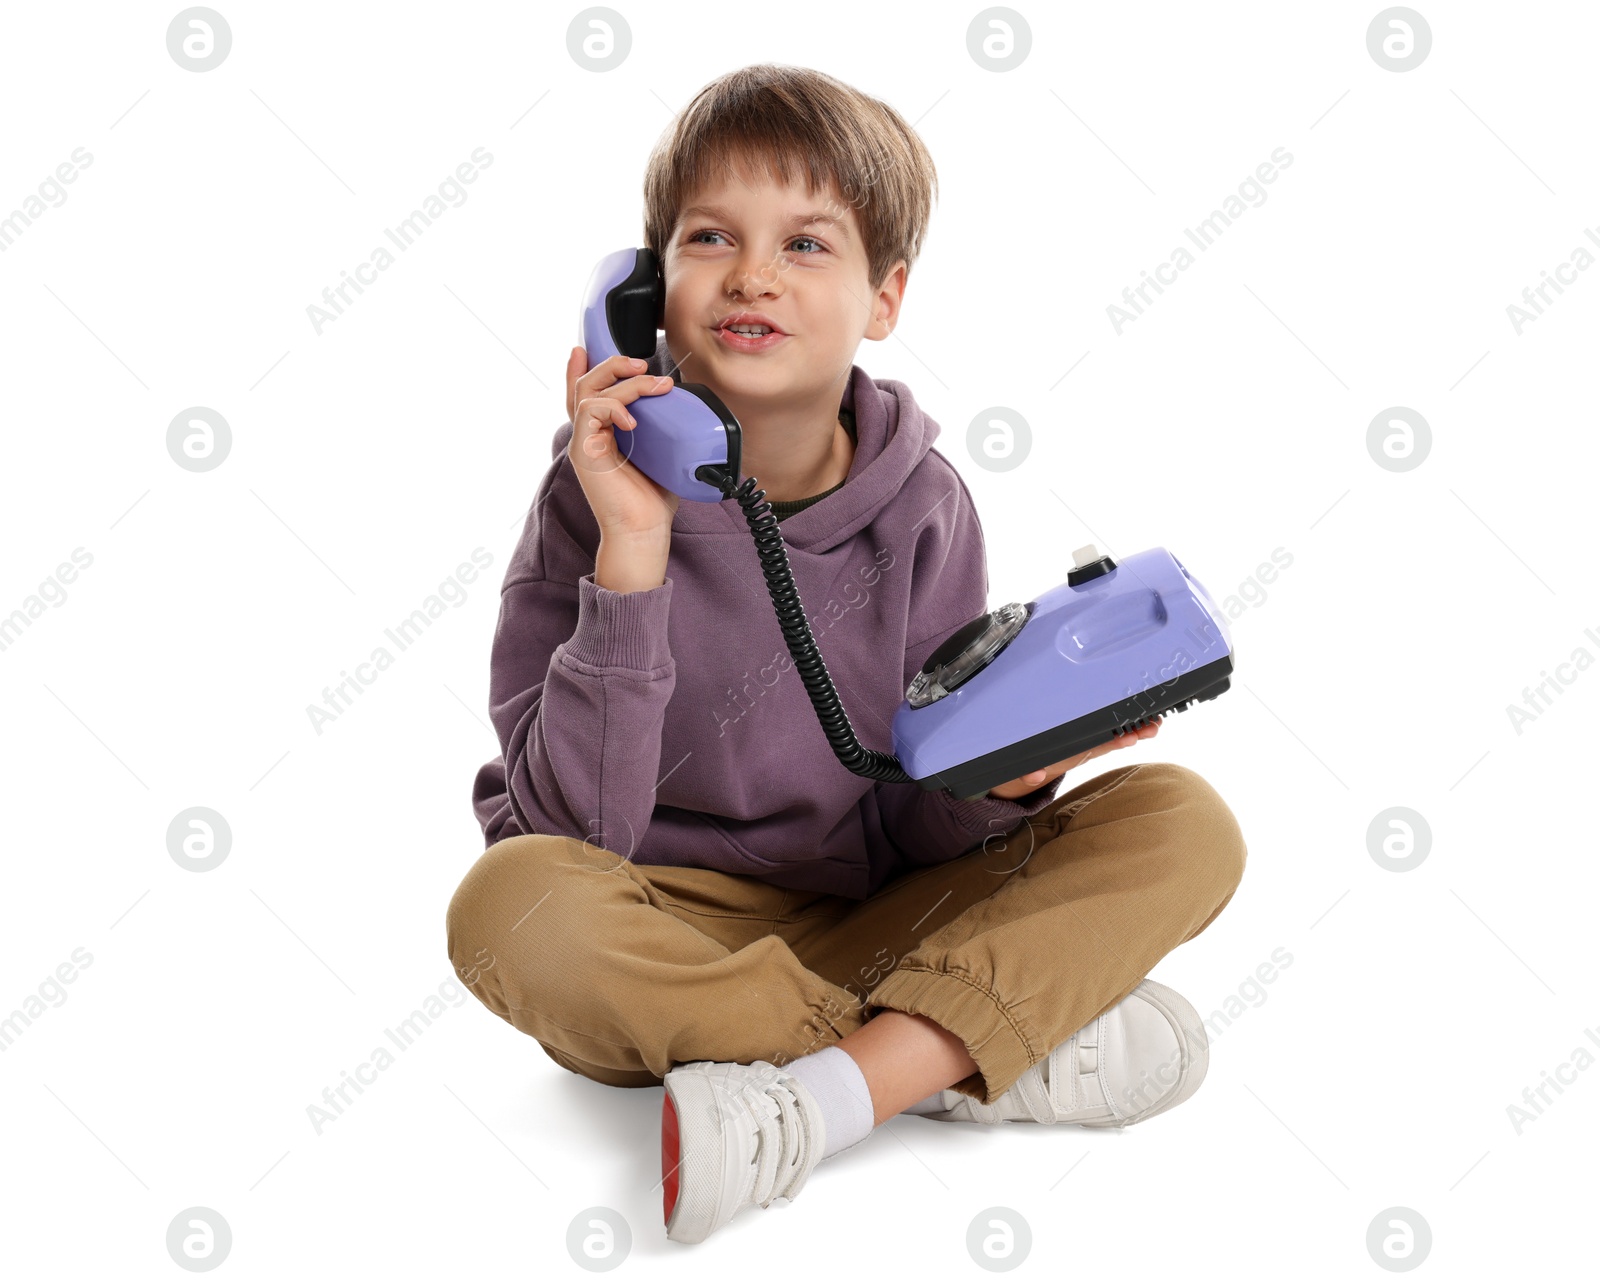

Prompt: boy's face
[660,159,906,413]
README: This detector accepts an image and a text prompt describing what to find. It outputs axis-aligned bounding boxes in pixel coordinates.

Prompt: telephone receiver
[579,247,742,503]
[580,247,1235,800]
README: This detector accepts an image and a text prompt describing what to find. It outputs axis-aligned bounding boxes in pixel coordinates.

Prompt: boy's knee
[1136,762,1247,893]
[445,834,587,979]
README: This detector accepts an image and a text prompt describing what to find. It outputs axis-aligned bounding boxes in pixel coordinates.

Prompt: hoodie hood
[642,336,938,554]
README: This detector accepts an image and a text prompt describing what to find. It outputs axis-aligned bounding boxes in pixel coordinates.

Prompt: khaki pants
[445,762,1247,1105]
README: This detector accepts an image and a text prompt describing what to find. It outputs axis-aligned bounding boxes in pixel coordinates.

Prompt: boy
[448,64,1247,1246]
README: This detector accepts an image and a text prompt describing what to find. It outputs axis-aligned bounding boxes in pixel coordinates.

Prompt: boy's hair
[643,64,938,294]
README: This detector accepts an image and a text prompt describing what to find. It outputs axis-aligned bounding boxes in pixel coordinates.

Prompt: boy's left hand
[984,720,1161,800]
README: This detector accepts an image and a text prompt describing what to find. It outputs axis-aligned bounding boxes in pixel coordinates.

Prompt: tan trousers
[445,762,1247,1105]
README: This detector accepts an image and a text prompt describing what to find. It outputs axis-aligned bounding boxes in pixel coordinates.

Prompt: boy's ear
[867,259,909,340]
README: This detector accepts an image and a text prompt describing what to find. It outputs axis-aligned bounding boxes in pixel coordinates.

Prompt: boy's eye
[687,230,824,254]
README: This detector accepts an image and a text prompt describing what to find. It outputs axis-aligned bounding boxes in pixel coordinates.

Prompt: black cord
[710,467,914,785]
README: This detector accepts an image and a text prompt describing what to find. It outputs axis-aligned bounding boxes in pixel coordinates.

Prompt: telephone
[580,247,1234,800]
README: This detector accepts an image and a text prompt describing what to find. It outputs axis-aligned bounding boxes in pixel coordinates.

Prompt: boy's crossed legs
[446,760,1247,1243]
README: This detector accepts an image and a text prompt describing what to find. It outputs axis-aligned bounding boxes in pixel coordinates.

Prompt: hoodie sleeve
[870,471,1063,869]
[480,454,676,861]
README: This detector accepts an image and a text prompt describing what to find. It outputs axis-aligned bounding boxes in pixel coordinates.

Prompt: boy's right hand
[566,346,681,543]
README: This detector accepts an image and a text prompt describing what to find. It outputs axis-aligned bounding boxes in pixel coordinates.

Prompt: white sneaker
[661,1059,826,1245]
[911,979,1208,1128]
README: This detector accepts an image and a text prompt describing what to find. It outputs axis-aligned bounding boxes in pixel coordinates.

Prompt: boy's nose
[723,251,784,301]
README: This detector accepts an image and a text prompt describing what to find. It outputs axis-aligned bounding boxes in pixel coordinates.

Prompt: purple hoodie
[471,338,1064,899]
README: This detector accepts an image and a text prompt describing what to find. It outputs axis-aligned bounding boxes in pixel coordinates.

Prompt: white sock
[783,1046,876,1159]
[903,1092,947,1115]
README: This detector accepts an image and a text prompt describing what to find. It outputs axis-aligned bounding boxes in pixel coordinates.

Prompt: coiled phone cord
[708,466,915,785]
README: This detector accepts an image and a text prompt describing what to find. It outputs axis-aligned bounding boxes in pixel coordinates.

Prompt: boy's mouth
[717,310,786,335]
[713,320,789,353]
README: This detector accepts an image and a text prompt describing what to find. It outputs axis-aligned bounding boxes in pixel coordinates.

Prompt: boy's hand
[984,720,1161,800]
[566,345,681,543]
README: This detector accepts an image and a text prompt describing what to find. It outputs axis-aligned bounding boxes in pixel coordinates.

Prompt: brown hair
[642,64,938,293]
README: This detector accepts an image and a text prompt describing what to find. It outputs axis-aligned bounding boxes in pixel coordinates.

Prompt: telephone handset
[579,247,741,504]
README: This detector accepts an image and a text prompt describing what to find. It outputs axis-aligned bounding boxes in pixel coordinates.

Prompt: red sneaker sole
[662,1092,681,1226]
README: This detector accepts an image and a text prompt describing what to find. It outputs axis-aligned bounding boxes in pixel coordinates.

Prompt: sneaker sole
[662,1091,682,1229]
[1077,978,1210,1128]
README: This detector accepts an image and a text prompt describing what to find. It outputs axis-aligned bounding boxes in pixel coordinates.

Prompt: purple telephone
[581,247,1234,800]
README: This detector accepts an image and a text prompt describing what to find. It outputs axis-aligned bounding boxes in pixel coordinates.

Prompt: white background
[2,1,1594,1274]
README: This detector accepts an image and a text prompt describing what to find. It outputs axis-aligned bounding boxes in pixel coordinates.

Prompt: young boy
[448,64,1247,1246]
